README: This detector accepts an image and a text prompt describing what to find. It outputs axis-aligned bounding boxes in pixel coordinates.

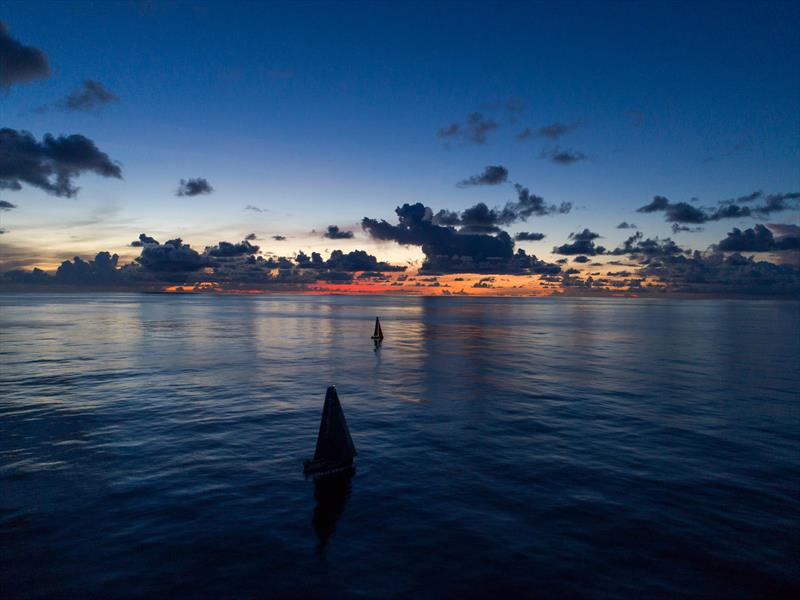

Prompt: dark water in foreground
[1,294,798,598]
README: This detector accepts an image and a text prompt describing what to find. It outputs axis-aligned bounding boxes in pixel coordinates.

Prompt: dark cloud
[437,113,499,145]
[176,178,213,197]
[716,224,800,253]
[640,251,800,296]
[362,202,561,274]
[63,80,118,111]
[637,192,800,224]
[130,233,158,247]
[0,21,50,89]
[0,200,17,211]
[244,233,257,241]
[610,231,685,259]
[539,146,587,165]
[457,165,508,187]
[272,235,286,241]
[553,229,605,256]
[297,249,404,272]
[518,121,582,140]
[55,252,121,285]
[616,221,637,229]
[207,239,259,257]
[671,224,704,234]
[514,231,545,241]
[323,225,354,239]
[0,128,122,197]
[135,237,209,272]
[38,80,118,113]
[573,255,590,263]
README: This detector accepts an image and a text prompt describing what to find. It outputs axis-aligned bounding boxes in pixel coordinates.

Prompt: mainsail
[311,386,357,466]
[372,317,384,340]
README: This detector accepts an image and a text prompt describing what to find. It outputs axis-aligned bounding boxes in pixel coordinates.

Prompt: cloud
[457,165,508,187]
[135,237,209,272]
[362,202,561,274]
[0,200,17,211]
[244,233,257,241]
[514,231,545,241]
[130,233,158,247]
[38,80,118,113]
[272,235,286,241]
[323,225,354,239]
[616,221,637,229]
[437,113,499,145]
[518,121,582,140]
[297,249,404,272]
[0,128,122,197]
[553,229,605,256]
[637,192,800,224]
[671,224,704,234]
[0,21,50,89]
[207,239,259,257]
[539,146,587,165]
[573,255,590,263]
[245,205,265,212]
[176,178,213,197]
[716,224,799,253]
[610,231,685,259]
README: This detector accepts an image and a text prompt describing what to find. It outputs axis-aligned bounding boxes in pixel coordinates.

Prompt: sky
[1,0,799,296]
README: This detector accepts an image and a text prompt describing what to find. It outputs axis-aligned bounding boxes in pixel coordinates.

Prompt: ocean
[1,294,798,598]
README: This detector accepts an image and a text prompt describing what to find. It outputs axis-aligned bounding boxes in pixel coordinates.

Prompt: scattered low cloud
[716,224,799,253]
[553,229,605,256]
[437,112,499,145]
[616,221,637,229]
[176,177,214,197]
[457,165,508,187]
[539,146,587,165]
[637,192,800,224]
[37,80,118,113]
[518,121,582,140]
[0,128,122,197]
[245,205,265,212]
[514,231,545,241]
[0,200,17,211]
[323,225,354,239]
[0,21,50,89]
[272,235,286,241]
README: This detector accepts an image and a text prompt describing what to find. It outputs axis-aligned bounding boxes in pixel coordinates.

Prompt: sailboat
[371,317,384,341]
[304,386,357,478]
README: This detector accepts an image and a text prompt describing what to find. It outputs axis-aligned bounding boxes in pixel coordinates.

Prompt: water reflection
[311,467,355,553]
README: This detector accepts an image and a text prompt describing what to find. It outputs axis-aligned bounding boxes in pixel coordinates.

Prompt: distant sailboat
[371,317,384,340]
[304,386,357,477]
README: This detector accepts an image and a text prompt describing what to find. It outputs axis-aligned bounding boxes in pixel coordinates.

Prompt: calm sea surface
[1,294,798,598]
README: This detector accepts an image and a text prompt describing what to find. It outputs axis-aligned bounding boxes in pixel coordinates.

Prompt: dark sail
[372,317,384,340]
[305,386,356,474]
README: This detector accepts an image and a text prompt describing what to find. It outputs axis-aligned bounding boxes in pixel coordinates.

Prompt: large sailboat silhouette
[304,386,357,477]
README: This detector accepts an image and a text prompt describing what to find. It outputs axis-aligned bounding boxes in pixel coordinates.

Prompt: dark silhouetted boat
[304,386,357,478]
[371,317,384,340]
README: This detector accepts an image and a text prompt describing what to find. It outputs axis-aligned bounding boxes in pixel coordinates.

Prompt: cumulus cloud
[207,239,259,257]
[362,202,561,274]
[539,146,587,165]
[135,237,209,272]
[457,165,509,187]
[272,235,286,241]
[0,128,122,197]
[323,225,354,239]
[716,224,800,253]
[637,192,800,224]
[177,178,213,197]
[553,229,605,255]
[130,233,158,247]
[514,231,546,241]
[0,21,50,89]
[244,233,257,241]
[616,221,637,229]
[0,200,17,211]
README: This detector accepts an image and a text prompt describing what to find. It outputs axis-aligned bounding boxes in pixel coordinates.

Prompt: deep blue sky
[2,0,799,267]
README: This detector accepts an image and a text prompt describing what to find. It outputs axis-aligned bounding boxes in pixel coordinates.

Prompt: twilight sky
[1,1,799,295]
